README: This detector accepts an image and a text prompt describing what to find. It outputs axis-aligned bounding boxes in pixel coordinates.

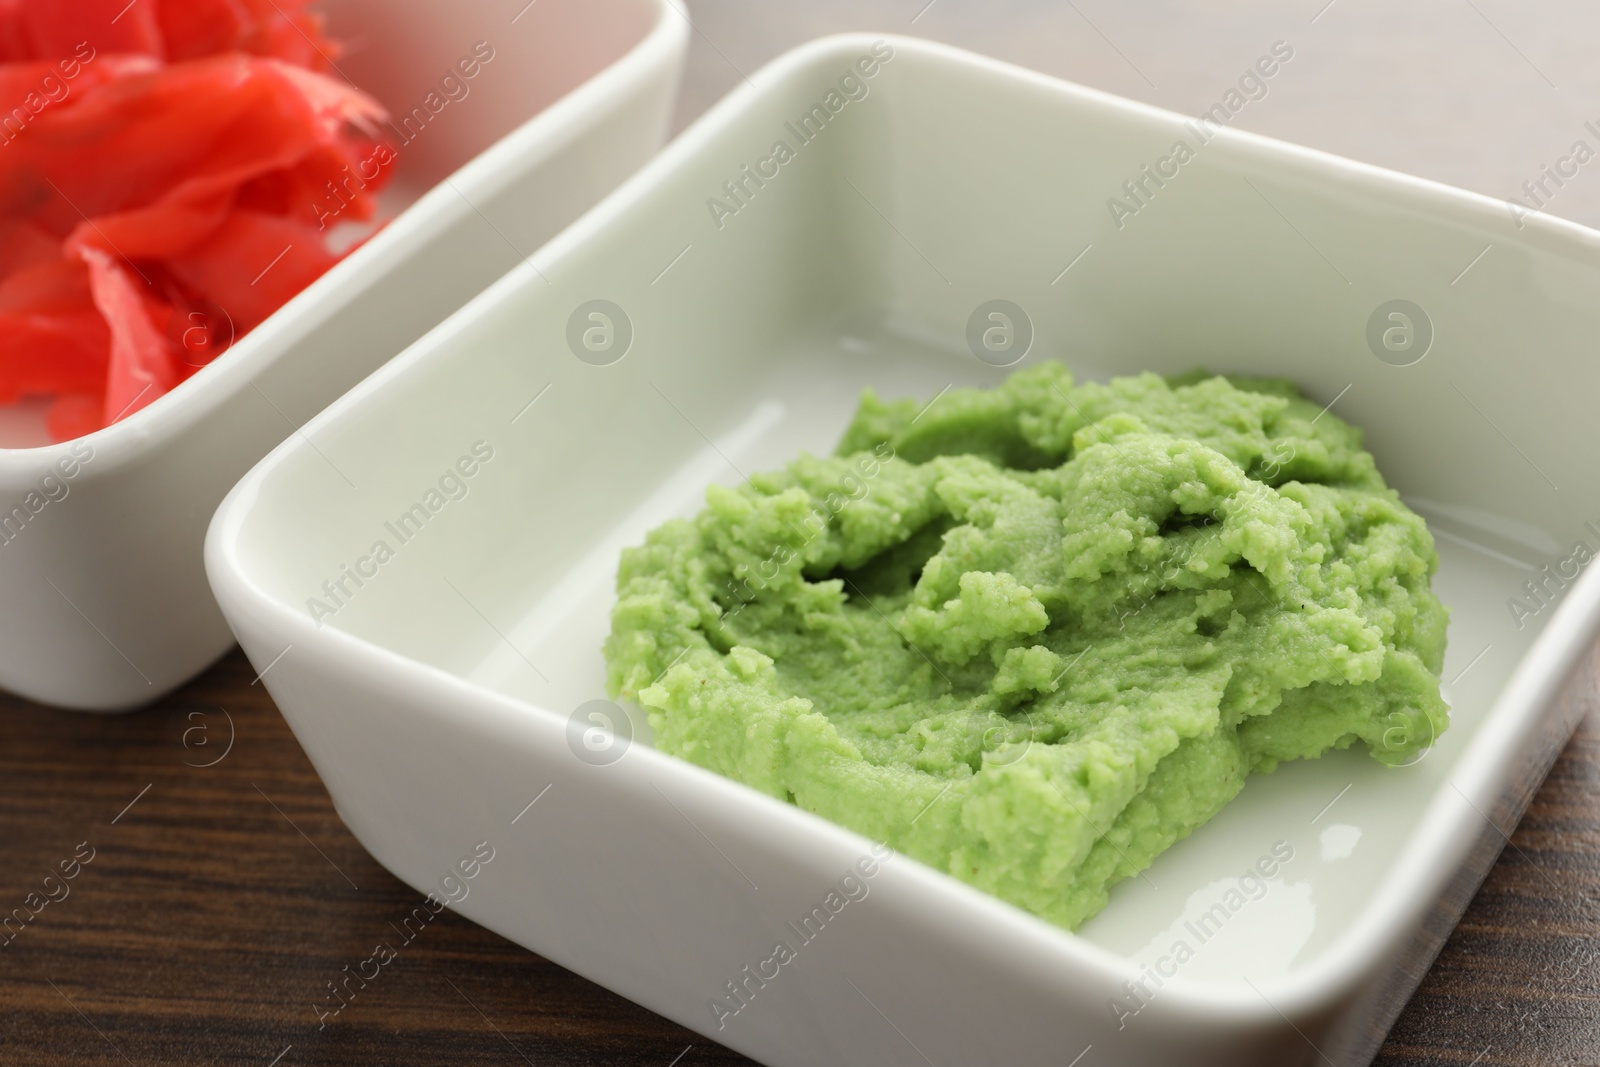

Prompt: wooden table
[3,650,1596,1066]
[7,2,1600,1064]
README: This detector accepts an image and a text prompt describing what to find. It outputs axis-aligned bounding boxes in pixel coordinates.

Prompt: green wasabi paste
[605,364,1448,929]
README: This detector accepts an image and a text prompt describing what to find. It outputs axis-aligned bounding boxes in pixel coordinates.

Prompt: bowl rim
[207,31,1600,1022]
[0,0,688,472]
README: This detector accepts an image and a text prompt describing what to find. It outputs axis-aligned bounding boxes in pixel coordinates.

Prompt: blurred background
[674,0,1600,230]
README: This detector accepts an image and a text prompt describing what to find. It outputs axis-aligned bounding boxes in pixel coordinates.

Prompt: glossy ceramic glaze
[208,34,1600,1065]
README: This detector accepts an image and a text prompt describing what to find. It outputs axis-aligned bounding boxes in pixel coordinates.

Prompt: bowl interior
[229,38,1600,984]
[323,0,662,194]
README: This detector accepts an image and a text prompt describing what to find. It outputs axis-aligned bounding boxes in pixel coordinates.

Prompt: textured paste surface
[605,365,1449,929]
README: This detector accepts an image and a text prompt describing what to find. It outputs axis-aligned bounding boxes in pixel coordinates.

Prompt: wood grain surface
[0,649,1595,1065]
[7,2,1600,1064]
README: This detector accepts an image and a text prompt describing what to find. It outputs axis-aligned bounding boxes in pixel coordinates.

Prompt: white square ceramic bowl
[206,34,1600,1066]
[0,0,686,710]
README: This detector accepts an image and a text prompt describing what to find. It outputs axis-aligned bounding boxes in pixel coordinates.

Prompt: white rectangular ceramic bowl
[0,0,686,710]
[206,34,1600,1066]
